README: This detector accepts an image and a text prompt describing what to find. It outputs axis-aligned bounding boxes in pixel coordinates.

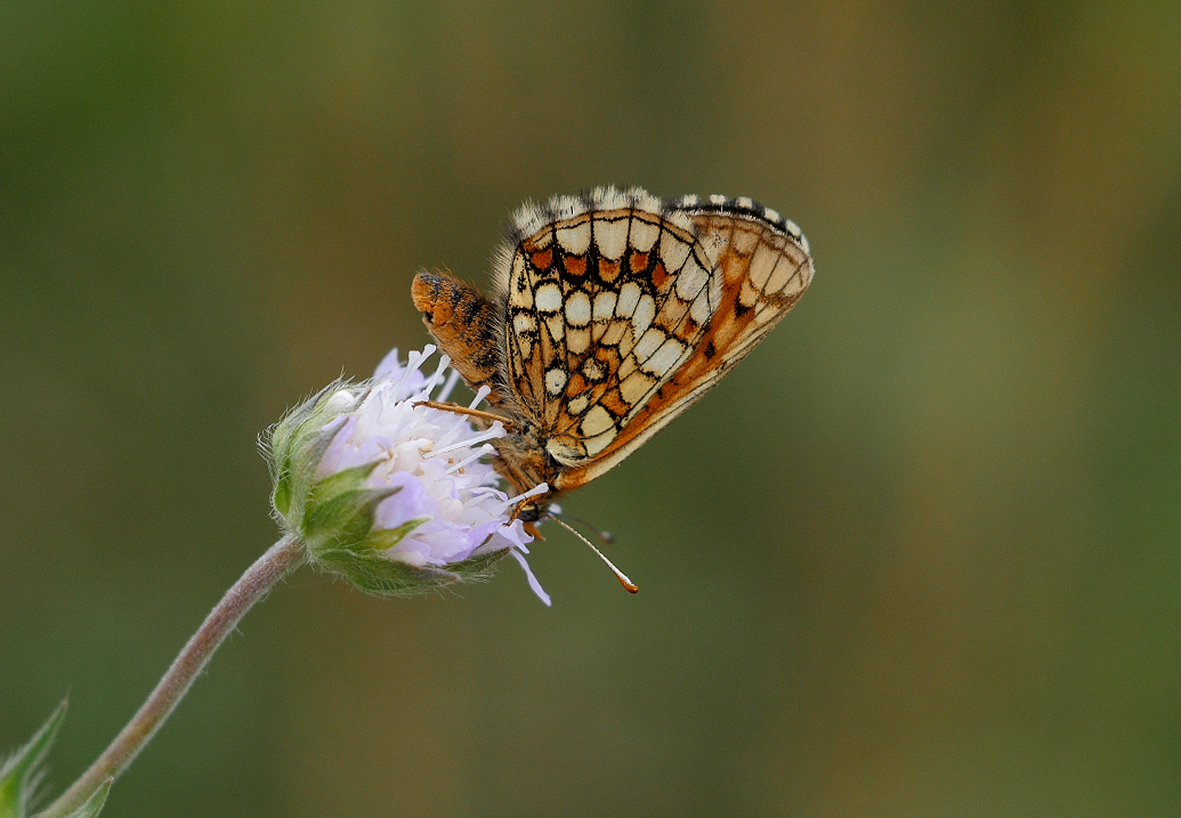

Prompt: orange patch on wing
[600,387,631,418]
[564,253,587,277]
[650,262,670,289]
[565,372,590,397]
[629,251,649,273]
[597,258,622,283]
[531,248,553,270]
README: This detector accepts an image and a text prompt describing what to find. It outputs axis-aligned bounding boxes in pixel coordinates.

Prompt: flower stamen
[445,443,498,475]
[433,423,505,456]
[437,367,462,403]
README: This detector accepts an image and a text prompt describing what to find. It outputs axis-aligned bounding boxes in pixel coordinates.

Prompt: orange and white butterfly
[412,186,814,528]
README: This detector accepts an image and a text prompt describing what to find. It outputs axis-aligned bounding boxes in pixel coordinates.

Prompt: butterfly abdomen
[411,270,502,395]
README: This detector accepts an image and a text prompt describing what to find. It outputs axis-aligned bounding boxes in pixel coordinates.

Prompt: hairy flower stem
[41,535,306,818]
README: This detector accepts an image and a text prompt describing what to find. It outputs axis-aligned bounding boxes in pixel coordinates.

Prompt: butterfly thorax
[485,421,565,521]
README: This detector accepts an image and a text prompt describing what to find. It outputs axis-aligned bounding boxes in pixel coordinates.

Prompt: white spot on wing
[616,281,642,317]
[675,256,709,301]
[593,218,629,259]
[565,290,591,326]
[632,294,655,338]
[580,405,615,438]
[545,367,568,395]
[556,222,591,255]
[787,221,810,254]
[633,326,665,361]
[641,336,687,376]
[659,231,692,271]
[629,216,660,253]
[535,282,563,313]
[593,291,617,322]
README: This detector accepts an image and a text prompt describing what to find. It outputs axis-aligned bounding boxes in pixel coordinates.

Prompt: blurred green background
[3,1,1180,816]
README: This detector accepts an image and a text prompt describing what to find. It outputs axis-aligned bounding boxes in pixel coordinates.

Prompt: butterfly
[411,186,814,531]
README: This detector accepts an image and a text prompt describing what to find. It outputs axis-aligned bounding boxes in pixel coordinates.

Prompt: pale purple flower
[269,345,550,604]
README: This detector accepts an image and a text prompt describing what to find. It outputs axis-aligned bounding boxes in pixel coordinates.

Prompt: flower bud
[264,346,550,603]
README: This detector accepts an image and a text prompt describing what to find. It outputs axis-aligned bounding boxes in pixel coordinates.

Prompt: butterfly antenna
[547,514,638,594]
[549,510,615,545]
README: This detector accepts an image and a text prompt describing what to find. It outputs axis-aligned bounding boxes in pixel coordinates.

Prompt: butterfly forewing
[412,186,814,509]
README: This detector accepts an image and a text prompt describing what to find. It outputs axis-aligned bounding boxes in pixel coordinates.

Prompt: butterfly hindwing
[501,203,723,467]
[543,201,814,490]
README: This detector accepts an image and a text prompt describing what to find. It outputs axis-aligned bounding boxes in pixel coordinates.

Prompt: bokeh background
[3,2,1180,816]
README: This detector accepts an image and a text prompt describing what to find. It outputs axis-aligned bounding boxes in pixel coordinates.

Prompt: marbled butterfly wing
[411,186,814,514]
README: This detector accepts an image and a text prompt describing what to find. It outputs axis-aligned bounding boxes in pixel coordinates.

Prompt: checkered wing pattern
[497,188,814,490]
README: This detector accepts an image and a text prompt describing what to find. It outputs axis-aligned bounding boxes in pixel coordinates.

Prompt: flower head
[265,346,550,604]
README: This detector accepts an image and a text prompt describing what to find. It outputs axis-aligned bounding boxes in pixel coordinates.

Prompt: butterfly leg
[412,400,516,430]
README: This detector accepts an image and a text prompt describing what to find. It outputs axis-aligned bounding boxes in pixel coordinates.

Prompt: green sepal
[302,478,393,548]
[264,382,354,524]
[302,461,384,534]
[55,779,111,818]
[0,700,66,818]
[271,464,294,518]
[359,516,431,553]
[314,542,511,597]
[280,414,350,520]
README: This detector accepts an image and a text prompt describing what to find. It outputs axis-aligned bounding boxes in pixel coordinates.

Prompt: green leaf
[0,700,67,818]
[58,779,111,818]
